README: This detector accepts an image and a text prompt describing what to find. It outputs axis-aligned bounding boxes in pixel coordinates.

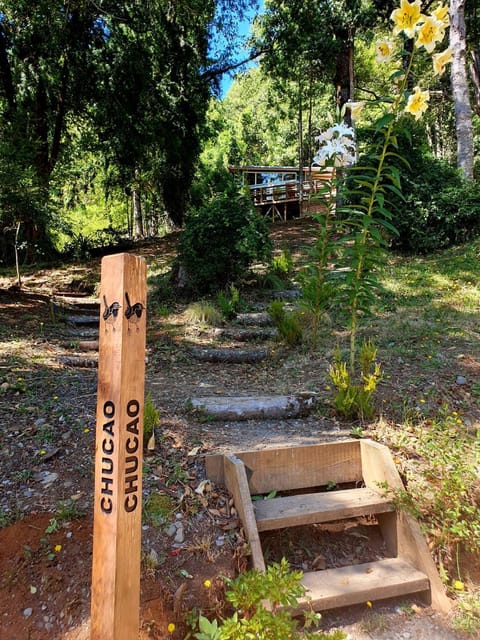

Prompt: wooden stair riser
[206,440,451,614]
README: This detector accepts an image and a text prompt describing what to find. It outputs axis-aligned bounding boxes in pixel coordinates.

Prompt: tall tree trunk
[334,27,354,125]
[470,49,480,115]
[133,187,144,239]
[298,75,304,216]
[450,0,474,180]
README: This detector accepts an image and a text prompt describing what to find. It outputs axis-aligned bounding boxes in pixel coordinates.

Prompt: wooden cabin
[229,165,333,220]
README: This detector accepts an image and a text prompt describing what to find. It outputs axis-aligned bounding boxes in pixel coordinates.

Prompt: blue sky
[218,2,263,97]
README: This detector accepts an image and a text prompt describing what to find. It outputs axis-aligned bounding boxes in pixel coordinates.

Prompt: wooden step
[295,558,429,612]
[254,487,394,532]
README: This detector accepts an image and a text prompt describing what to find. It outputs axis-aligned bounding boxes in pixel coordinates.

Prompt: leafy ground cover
[0,218,479,638]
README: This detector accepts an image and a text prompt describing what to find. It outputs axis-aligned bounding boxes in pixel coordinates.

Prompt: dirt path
[0,219,477,639]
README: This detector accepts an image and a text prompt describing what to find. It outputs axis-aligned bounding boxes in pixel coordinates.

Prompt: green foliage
[61,227,133,260]
[143,393,160,447]
[192,558,346,640]
[453,589,480,634]
[143,493,176,527]
[329,341,382,420]
[216,284,243,319]
[180,181,272,294]
[268,300,303,346]
[185,301,223,326]
[270,248,294,279]
[299,175,337,348]
[383,408,480,568]
[354,119,480,254]
[394,160,480,253]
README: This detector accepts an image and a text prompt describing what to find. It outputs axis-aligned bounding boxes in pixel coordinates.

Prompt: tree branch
[201,48,266,82]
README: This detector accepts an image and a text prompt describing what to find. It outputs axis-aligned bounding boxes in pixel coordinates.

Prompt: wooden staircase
[206,439,451,614]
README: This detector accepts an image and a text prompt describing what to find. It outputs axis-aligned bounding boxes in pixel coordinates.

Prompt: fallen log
[66,314,99,326]
[235,312,273,327]
[58,355,98,368]
[190,347,269,363]
[188,393,318,421]
[210,327,278,342]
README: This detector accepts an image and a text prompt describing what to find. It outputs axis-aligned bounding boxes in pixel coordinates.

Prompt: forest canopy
[0,0,479,264]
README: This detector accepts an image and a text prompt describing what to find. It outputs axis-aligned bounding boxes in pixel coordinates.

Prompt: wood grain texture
[254,487,394,531]
[223,456,266,571]
[207,440,362,494]
[90,253,147,640]
[295,558,429,613]
[360,439,451,612]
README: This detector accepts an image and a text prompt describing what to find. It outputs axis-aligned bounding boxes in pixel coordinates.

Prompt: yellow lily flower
[375,38,396,64]
[432,4,450,28]
[415,15,446,53]
[405,86,430,120]
[346,101,365,119]
[391,0,424,39]
[433,47,453,76]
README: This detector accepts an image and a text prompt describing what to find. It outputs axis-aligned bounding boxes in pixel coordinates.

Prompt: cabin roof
[229,165,322,173]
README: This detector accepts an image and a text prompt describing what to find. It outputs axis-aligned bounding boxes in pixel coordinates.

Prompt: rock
[273,288,301,300]
[174,523,185,544]
[23,608,33,618]
[148,549,159,565]
[166,524,177,537]
[456,375,467,385]
[36,471,59,487]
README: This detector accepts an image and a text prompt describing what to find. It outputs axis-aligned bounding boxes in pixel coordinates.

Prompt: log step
[254,487,394,532]
[190,347,269,363]
[235,312,273,326]
[66,314,99,326]
[189,393,317,421]
[295,558,430,612]
[210,327,278,342]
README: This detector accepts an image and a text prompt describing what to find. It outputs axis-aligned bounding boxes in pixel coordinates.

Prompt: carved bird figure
[125,292,145,329]
[102,295,121,326]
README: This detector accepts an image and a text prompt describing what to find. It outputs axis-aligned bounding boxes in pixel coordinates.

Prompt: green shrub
[143,393,159,447]
[192,558,346,640]
[353,119,480,254]
[329,340,382,420]
[268,300,303,346]
[180,181,272,294]
[185,301,223,326]
[216,284,242,319]
[270,248,294,279]
[383,407,480,565]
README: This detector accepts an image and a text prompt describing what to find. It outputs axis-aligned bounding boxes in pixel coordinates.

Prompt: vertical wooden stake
[91,253,147,640]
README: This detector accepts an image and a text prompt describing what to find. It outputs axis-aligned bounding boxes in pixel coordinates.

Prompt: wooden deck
[229,165,333,220]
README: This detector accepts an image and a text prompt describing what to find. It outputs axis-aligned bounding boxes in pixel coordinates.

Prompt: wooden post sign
[91,253,147,640]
